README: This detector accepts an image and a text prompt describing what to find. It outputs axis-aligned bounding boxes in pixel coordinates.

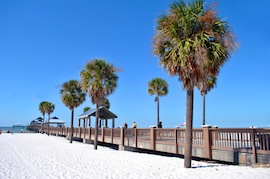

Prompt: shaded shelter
[44,116,65,127]
[76,106,117,128]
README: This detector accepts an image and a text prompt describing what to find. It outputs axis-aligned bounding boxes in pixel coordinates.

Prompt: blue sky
[0,0,269,128]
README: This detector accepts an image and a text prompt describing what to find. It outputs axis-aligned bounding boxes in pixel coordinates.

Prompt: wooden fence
[39,126,270,165]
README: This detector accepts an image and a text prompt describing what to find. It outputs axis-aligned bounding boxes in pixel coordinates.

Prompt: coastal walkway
[41,126,270,166]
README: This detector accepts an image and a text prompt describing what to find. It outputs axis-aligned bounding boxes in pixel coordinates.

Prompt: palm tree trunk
[202,94,206,126]
[70,109,74,143]
[94,104,99,150]
[47,114,50,136]
[157,96,160,127]
[42,113,45,134]
[184,89,194,168]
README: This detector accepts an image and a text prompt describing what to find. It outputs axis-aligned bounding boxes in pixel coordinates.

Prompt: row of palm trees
[39,0,237,169]
[39,59,119,149]
[147,75,216,128]
[38,101,55,136]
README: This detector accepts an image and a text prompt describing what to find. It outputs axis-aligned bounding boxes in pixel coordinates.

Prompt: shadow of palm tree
[192,164,225,169]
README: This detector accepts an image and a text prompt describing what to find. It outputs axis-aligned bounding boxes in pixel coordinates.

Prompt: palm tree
[39,101,48,133]
[101,98,110,109]
[60,80,86,143]
[44,102,55,136]
[80,59,119,150]
[199,76,216,126]
[147,78,168,128]
[83,107,91,113]
[153,0,237,168]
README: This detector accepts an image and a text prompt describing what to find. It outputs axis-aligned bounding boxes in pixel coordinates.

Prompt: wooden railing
[39,126,270,164]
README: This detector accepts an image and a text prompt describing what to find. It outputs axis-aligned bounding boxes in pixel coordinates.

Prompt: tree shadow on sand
[191,164,226,169]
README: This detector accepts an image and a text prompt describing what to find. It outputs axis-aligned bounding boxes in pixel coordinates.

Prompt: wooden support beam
[203,125,212,159]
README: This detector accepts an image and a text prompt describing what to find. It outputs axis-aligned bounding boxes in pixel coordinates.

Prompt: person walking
[124,122,128,128]
[132,122,137,128]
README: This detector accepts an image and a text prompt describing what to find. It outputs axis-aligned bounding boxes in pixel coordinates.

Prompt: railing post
[83,128,87,144]
[83,128,86,139]
[120,127,124,146]
[111,128,113,144]
[102,127,105,142]
[135,129,137,148]
[203,125,212,159]
[118,127,125,151]
[150,127,156,151]
[175,129,178,154]
[89,127,91,140]
[251,128,257,164]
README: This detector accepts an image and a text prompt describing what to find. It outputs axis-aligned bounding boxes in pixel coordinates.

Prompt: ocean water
[0,126,29,133]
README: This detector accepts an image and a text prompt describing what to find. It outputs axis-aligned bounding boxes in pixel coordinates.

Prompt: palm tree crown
[148,78,168,97]
[80,59,119,106]
[60,80,86,110]
[199,76,216,96]
[153,0,236,90]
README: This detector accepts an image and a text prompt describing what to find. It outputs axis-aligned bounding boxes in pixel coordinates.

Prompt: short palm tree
[199,76,216,126]
[44,102,55,136]
[80,59,119,150]
[153,0,237,168]
[60,80,86,143]
[147,78,168,128]
[39,101,48,133]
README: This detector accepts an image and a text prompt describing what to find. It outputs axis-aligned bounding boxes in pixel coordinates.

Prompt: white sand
[0,134,269,179]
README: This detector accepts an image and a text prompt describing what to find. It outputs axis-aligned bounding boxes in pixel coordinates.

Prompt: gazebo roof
[76,106,117,119]
[45,116,65,124]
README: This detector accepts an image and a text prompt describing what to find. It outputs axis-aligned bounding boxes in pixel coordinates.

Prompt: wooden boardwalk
[39,126,270,165]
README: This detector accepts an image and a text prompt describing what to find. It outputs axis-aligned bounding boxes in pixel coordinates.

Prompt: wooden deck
[39,126,270,165]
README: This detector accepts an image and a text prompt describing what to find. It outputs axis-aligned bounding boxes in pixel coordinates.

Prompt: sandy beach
[0,133,269,179]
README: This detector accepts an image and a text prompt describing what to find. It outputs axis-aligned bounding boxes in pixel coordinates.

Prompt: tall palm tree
[83,107,91,113]
[153,0,237,168]
[199,76,216,126]
[80,59,119,150]
[60,80,86,143]
[44,102,55,136]
[39,101,48,133]
[147,78,168,128]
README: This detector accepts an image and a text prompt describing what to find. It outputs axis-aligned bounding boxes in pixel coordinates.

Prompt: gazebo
[76,106,117,128]
[45,116,65,127]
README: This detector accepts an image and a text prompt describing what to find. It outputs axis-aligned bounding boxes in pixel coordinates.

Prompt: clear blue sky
[0,0,269,128]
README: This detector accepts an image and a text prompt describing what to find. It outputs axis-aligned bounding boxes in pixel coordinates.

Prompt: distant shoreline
[0,126,29,133]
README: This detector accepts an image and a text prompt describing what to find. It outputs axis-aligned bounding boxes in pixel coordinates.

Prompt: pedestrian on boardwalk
[132,122,137,128]
[124,122,128,128]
